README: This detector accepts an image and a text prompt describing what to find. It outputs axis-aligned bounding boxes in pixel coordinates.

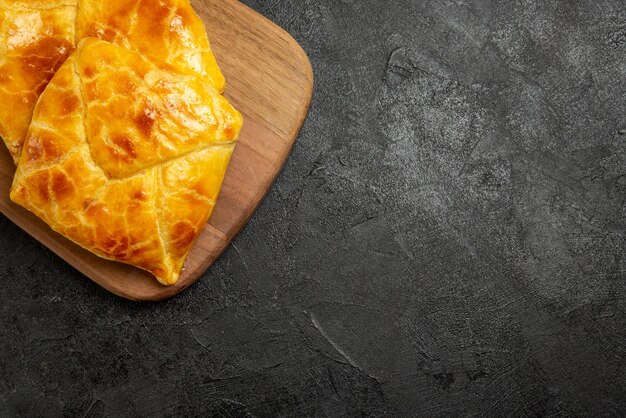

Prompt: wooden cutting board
[0,0,313,301]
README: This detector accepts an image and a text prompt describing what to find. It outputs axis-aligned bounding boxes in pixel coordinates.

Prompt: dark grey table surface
[1,0,625,416]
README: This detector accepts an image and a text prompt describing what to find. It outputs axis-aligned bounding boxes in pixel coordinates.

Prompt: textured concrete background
[1,0,625,416]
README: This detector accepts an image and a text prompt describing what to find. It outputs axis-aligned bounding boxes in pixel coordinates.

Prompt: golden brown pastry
[0,0,225,162]
[0,0,77,160]
[10,38,242,285]
[75,0,225,92]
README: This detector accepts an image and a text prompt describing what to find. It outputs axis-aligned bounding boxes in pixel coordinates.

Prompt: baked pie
[10,38,242,284]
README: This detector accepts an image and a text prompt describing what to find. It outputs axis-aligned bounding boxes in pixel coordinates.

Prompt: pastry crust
[0,0,77,160]
[0,0,225,162]
[75,0,225,92]
[10,38,242,285]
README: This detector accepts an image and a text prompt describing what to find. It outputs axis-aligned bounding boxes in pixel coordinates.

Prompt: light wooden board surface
[0,0,313,301]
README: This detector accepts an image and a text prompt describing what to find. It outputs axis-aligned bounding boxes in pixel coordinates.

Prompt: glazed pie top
[10,38,242,285]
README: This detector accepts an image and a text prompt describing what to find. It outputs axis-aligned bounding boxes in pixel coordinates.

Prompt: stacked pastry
[0,0,243,285]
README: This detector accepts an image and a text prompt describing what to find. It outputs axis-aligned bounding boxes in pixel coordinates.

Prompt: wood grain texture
[0,0,313,301]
